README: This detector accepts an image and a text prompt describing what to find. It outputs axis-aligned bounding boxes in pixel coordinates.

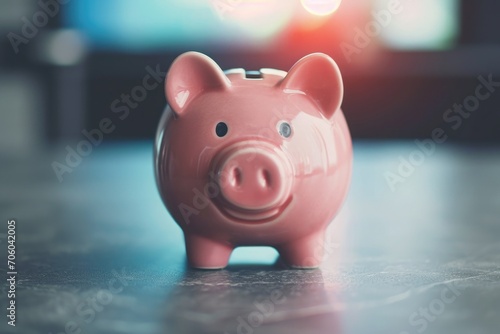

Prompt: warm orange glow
[301,0,342,16]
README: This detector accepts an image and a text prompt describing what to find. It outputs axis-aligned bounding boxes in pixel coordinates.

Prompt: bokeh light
[301,0,342,16]
[375,0,459,50]
[222,0,295,42]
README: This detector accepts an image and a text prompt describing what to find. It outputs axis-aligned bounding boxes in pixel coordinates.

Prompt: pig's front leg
[184,234,233,269]
[278,231,326,269]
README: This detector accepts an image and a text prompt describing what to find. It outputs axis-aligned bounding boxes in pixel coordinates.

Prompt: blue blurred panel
[64,0,247,51]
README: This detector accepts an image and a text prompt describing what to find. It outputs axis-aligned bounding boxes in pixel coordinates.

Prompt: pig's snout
[214,142,292,213]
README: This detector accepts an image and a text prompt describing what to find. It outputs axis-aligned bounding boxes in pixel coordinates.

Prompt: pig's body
[155,52,352,269]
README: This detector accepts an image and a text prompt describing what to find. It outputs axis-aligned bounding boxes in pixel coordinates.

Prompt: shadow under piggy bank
[162,266,342,334]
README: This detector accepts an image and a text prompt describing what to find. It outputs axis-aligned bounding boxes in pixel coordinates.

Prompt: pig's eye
[216,122,228,137]
[278,122,292,138]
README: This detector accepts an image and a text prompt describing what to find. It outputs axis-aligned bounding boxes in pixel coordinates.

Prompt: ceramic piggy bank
[155,52,352,269]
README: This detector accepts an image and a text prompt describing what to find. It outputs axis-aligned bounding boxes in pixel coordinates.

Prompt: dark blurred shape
[460,0,500,45]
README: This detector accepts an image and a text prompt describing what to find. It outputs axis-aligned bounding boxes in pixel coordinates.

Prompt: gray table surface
[0,141,499,334]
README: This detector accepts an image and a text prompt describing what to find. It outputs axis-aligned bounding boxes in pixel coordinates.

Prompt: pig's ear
[166,52,230,116]
[279,53,343,119]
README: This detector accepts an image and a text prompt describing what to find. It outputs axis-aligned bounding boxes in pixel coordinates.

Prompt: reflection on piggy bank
[155,52,352,269]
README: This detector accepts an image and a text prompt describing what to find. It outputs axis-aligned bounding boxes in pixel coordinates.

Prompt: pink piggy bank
[155,52,352,269]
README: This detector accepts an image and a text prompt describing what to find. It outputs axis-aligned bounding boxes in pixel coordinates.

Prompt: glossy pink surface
[155,52,352,269]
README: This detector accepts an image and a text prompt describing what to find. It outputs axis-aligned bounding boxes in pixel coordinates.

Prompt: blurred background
[1,2,500,333]
[1,0,500,158]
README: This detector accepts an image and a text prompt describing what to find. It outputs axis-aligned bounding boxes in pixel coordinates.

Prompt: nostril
[258,169,272,189]
[229,167,242,188]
